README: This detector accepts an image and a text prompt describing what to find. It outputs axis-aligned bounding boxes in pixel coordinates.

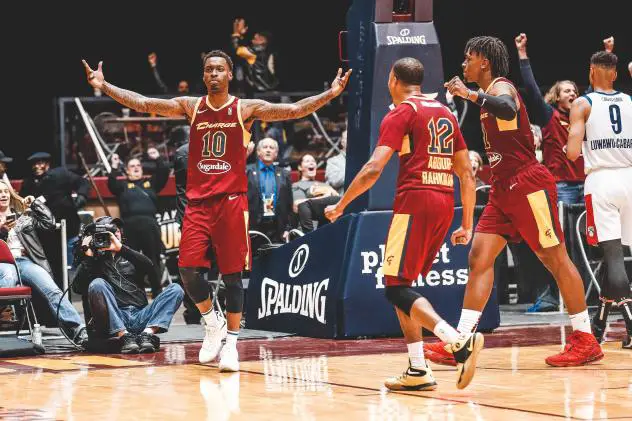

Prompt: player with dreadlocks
[425,36,603,367]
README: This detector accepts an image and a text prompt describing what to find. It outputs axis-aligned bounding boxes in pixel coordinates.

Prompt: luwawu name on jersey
[590,138,632,150]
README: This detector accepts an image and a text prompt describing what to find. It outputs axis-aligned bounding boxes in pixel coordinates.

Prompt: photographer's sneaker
[451,332,484,390]
[384,360,437,391]
[120,333,139,354]
[199,312,227,364]
[219,346,240,372]
[137,332,158,353]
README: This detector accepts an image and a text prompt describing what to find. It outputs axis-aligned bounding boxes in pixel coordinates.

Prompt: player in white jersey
[567,51,632,348]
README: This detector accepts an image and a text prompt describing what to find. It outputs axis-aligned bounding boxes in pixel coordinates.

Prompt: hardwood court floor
[1,325,632,420]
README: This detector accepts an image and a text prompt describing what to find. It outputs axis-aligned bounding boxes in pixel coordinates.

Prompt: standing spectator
[247,138,293,243]
[20,152,91,267]
[147,52,190,95]
[515,34,584,312]
[515,33,584,205]
[0,180,88,346]
[325,130,347,195]
[293,154,340,233]
[0,150,12,186]
[107,147,169,297]
[231,18,278,94]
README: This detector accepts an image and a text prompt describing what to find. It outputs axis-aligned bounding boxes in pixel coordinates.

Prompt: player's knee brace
[179,267,209,304]
[223,273,244,313]
[384,286,421,316]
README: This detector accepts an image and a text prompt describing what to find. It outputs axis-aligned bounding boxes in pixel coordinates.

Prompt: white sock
[226,330,239,348]
[433,320,460,344]
[143,328,154,334]
[407,341,425,369]
[202,309,218,326]
[570,309,592,334]
[457,309,482,334]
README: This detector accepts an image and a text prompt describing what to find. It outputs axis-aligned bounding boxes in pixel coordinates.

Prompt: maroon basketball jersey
[541,108,585,182]
[377,95,467,194]
[480,78,537,182]
[187,96,251,200]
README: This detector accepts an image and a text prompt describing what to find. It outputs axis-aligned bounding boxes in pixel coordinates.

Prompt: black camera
[85,222,118,255]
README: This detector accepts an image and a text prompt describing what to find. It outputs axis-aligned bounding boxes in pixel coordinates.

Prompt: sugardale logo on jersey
[487,152,502,168]
[386,28,427,46]
[197,159,231,174]
[257,278,329,324]
[289,244,309,278]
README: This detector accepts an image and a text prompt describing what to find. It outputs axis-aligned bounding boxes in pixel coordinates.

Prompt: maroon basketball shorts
[476,163,564,251]
[178,193,251,274]
[383,189,454,287]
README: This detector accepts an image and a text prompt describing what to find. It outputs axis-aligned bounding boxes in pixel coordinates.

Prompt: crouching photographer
[73,216,183,354]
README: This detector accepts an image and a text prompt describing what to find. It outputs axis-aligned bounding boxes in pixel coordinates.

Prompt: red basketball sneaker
[545,331,604,367]
[424,341,457,366]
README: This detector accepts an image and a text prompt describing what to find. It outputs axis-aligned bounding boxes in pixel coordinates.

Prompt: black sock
[592,297,614,342]
[618,298,632,338]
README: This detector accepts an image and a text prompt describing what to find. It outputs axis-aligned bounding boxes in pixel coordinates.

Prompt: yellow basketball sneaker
[451,332,484,389]
[384,360,437,391]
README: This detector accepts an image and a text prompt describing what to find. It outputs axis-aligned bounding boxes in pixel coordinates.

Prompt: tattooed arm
[241,68,352,126]
[82,60,198,118]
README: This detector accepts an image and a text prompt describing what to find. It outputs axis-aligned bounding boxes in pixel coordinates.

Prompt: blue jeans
[0,258,85,339]
[67,236,79,268]
[556,182,584,205]
[87,279,183,335]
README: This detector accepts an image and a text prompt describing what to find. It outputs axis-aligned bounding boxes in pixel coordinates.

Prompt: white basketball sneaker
[218,345,240,372]
[199,311,227,364]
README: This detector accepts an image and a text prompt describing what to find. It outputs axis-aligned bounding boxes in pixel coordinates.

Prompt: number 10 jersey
[186,96,251,200]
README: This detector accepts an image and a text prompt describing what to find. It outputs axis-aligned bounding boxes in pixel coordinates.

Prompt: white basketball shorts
[584,167,632,246]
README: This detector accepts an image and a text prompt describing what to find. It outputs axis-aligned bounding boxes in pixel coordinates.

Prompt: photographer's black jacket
[107,158,170,221]
[73,245,153,308]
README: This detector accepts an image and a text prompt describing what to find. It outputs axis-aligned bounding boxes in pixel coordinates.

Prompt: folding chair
[0,240,38,337]
[575,210,603,299]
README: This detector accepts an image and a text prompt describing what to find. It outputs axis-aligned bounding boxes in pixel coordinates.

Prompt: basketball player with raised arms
[82,51,351,372]
[326,57,482,391]
[425,36,603,367]
[567,51,632,348]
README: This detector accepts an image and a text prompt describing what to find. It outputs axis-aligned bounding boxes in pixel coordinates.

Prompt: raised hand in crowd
[147,147,160,160]
[111,153,121,169]
[603,36,614,53]
[515,33,528,59]
[148,52,158,68]
[233,18,248,37]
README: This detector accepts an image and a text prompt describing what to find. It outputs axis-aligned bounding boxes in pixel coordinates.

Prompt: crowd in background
[1,22,632,344]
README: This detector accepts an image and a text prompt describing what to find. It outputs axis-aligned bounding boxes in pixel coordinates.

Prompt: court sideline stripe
[235,367,593,420]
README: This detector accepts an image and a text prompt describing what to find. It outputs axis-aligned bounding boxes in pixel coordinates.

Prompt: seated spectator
[325,130,346,195]
[0,180,87,346]
[468,151,488,205]
[247,138,293,243]
[292,154,340,233]
[148,52,190,95]
[530,124,543,163]
[73,217,184,354]
[107,147,170,297]
[0,150,12,186]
